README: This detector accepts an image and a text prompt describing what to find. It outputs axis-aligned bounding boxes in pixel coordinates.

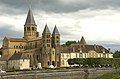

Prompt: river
[0,68,119,79]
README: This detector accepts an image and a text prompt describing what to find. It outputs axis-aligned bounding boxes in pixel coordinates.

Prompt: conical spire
[42,24,51,34]
[79,36,87,45]
[52,25,60,35]
[24,9,36,26]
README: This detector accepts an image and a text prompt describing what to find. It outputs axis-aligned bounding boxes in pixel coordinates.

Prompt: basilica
[0,9,113,69]
[2,9,60,68]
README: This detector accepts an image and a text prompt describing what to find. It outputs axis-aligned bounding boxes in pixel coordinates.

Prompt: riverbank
[0,68,120,79]
[96,71,120,79]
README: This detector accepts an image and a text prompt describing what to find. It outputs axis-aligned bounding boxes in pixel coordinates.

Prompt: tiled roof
[8,38,26,42]
[4,37,26,42]
[9,53,29,60]
[61,44,111,54]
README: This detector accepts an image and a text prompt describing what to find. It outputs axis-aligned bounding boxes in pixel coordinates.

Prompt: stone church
[1,9,113,69]
[2,9,60,68]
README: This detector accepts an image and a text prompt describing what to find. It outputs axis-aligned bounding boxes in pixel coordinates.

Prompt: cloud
[0,0,120,14]
[0,0,120,51]
[0,24,23,40]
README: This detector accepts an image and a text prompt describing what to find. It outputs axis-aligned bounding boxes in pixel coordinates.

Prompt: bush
[68,58,120,68]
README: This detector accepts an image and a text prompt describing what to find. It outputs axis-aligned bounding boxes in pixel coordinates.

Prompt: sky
[0,0,120,52]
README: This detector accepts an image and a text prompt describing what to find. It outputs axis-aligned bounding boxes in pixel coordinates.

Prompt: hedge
[68,58,120,68]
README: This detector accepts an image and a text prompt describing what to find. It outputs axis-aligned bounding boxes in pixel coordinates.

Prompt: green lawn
[96,72,120,79]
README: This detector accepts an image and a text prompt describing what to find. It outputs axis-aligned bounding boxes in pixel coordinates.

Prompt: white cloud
[1,9,120,45]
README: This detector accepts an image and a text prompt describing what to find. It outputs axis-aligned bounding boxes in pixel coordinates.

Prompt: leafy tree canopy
[113,51,120,58]
[62,41,77,47]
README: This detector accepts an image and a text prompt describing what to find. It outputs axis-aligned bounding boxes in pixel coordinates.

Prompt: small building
[60,37,113,67]
[8,53,30,70]
[0,55,10,70]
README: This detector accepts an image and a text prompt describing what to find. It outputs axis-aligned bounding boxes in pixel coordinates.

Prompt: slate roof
[4,37,26,42]
[42,24,51,34]
[52,25,60,35]
[8,38,26,42]
[9,53,29,60]
[79,36,87,45]
[24,9,36,26]
[61,44,111,54]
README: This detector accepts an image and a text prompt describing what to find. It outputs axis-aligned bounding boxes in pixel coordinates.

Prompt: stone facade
[1,9,61,68]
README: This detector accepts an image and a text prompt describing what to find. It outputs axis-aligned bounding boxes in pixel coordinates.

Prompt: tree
[113,51,120,58]
[68,58,120,68]
[65,41,77,46]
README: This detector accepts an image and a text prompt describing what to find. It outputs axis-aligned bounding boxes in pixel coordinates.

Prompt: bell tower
[41,24,51,67]
[52,25,60,67]
[24,9,39,39]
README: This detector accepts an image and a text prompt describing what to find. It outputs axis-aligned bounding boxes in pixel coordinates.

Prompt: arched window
[47,44,50,47]
[56,40,59,43]
[32,27,34,31]
[56,36,59,39]
[14,50,17,53]
[27,27,30,31]
[52,61,55,66]
[16,46,18,49]
[48,61,50,65]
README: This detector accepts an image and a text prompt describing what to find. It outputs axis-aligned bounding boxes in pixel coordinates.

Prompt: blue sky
[0,0,120,52]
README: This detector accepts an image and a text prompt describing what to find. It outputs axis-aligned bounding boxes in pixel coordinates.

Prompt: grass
[96,72,120,79]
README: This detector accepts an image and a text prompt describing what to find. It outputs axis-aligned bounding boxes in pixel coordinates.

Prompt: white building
[8,53,30,70]
[60,37,113,67]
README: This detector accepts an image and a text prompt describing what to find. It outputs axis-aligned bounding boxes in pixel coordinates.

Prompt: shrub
[68,58,120,68]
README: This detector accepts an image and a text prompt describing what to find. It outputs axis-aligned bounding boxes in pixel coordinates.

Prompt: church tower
[52,25,60,67]
[41,24,51,67]
[79,36,87,45]
[24,9,39,39]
